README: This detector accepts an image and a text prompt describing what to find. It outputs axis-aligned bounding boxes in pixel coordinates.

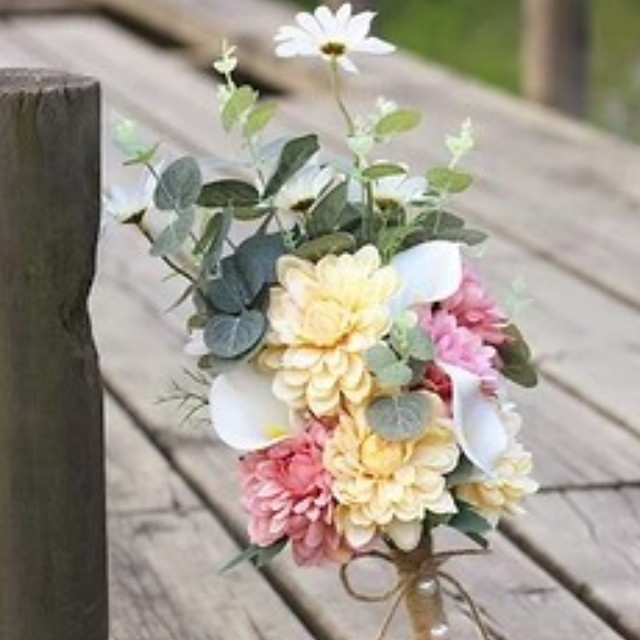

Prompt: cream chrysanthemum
[261,245,399,416]
[323,396,460,551]
[455,442,538,525]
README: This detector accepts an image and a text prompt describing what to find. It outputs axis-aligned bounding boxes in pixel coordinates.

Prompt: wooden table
[1,1,639,638]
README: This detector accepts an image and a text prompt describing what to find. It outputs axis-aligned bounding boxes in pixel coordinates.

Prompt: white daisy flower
[274,161,335,215]
[274,3,395,74]
[373,173,427,212]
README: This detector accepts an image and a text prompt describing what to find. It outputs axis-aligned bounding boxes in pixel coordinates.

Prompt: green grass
[288,0,640,142]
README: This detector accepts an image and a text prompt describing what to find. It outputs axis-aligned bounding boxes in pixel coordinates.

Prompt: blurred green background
[291,0,640,142]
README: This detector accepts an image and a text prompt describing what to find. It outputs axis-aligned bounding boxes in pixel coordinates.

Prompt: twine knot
[339,546,492,640]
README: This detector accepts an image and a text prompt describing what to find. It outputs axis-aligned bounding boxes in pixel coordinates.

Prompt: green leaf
[375,109,422,137]
[204,310,267,359]
[263,134,319,198]
[449,502,493,536]
[365,393,431,441]
[375,362,414,387]
[306,181,348,237]
[362,163,407,180]
[198,179,260,208]
[201,208,233,278]
[206,257,250,314]
[166,283,194,312]
[233,206,270,221]
[222,85,257,131]
[220,539,287,573]
[244,101,277,137]
[365,343,399,374]
[234,233,286,298]
[406,324,434,361]
[154,156,202,211]
[427,167,473,194]
[294,232,356,261]
[150,206,196,257]
[123,142,160,167]
[417,210,465,231]
[498,324,538,388]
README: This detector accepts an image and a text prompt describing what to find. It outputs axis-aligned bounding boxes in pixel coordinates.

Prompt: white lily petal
[389,241,463,317]
[440,363,509,474]
[209,364,295,451]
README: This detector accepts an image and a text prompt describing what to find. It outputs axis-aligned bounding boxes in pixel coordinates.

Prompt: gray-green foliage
[366,392,432,441]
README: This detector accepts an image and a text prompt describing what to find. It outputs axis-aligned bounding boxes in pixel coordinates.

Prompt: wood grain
[105,398,315,640]
[0,69,107,640]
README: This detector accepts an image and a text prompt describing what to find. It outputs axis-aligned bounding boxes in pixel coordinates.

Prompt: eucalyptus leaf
[375,362,413,387]
[263,134,319,198]
[150,206,196,257]
[445,457,477,488]
[365,343,399,374]
[204,309,267,359]
[362,163,407,180]
[222,85,257,131]
[198,179,260,208]
[306,181,348,237]
[406,325,435,361]
[205,257,251,314]
[375,109,422,137]
[201,208,233,278]
[427,167,473,194]
[294,232,356,261]
[154,156,202,211]
[234,233,286,298]
[365,393,430,441]
[436,227,488,246]
[244,101,278,137]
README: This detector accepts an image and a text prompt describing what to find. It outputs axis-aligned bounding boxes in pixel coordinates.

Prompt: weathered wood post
[522,0,591,117]
[0,70,107,640]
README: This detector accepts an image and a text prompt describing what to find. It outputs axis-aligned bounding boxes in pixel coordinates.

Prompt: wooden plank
[0,0,81,11]
[106,398,315,640]
[506,489,640,640]
[0,68,107,640]
[9,15,640,443]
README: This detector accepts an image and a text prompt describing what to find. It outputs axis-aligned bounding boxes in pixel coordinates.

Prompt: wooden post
[522,0,590,117]
[0,70,107,640]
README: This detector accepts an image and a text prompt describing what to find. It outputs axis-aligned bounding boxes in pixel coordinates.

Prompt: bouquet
[108,4,539,638]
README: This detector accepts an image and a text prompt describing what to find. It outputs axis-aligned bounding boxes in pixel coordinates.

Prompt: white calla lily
[440,363,509,474]
[209,364,298,451]
[388,241,463,318]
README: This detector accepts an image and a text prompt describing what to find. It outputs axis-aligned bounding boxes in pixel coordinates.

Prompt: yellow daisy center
[321,41,347,57]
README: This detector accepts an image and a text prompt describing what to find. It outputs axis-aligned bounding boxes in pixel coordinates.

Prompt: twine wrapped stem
[339,532,492,640]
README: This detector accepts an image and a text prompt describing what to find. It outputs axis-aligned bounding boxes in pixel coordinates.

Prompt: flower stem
[328,60,355,136]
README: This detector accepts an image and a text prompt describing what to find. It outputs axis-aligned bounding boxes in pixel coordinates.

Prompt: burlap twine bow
[339,542,493,640]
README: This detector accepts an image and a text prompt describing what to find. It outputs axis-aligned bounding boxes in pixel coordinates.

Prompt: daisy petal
[389,241,463,317]
[355,36,396,55]
[338,55,359,74]
[346,12,375,41]
[209,364,296,451]
[440,363,509,474]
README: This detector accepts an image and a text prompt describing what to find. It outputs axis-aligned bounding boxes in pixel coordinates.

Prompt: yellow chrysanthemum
[323,395,460,551]
[260,245,400,416]
[455,443,538,525]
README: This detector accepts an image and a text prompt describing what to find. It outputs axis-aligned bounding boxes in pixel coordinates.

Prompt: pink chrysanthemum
[418,308,498,381]
[441,265,507,345]
[239,418,352,566]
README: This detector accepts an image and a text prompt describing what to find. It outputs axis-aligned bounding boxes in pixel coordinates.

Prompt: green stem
[328,60,355,136]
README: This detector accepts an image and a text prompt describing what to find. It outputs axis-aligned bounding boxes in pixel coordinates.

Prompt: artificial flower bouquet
[110,4,538,639]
